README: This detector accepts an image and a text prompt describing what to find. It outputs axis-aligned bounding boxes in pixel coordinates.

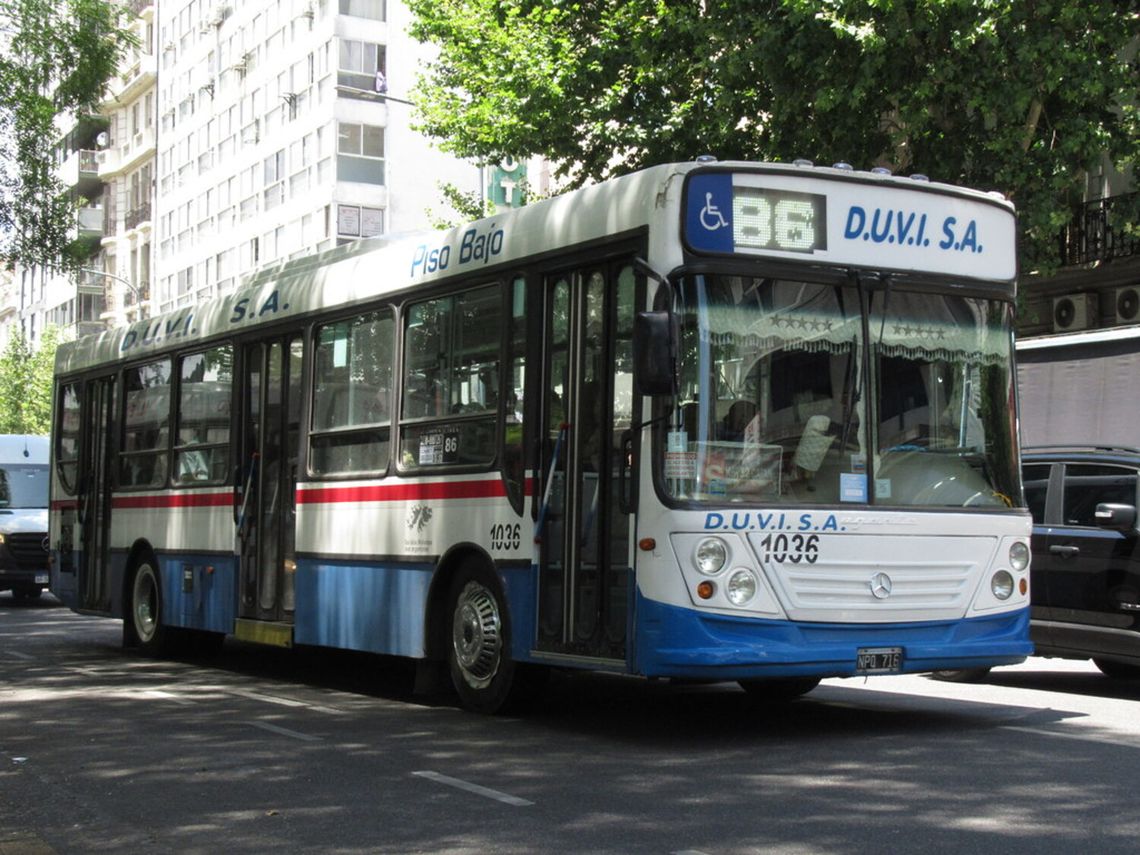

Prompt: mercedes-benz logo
[870,572,892,599]
[41,536,50,553]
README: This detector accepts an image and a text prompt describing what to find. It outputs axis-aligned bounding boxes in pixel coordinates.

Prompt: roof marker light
[871,167,892,175]
[910,173,930,182]
[832,162,854,171]
[792,158,814,168]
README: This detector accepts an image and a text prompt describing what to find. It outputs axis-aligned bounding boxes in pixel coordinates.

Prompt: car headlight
[694,537,728,575]
[1009,541,1029,572]
[0,533,5,545]
[726,569,758,605]
[991,570,1015,600]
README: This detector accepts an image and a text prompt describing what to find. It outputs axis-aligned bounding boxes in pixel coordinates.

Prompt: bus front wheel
[447,565,537,714]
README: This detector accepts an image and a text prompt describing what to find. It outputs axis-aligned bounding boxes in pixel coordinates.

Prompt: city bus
[49,159,1033,712]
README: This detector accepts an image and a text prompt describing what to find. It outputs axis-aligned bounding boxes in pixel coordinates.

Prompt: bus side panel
[631,593,1032,679]
[293,559,433,656]
[498,561,539,663]
[153,552,237,635]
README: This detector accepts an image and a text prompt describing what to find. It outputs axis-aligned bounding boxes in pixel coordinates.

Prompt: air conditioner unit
[1114,286,1140,325]
[1052,293,1098,333]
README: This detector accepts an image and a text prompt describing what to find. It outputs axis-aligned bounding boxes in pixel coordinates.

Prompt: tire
[11,585,44,602]
[129,557,172,655]
[447,564,543,714]
[1093,659,1140,679]
[738,677,821,701]
[930,667,993,683]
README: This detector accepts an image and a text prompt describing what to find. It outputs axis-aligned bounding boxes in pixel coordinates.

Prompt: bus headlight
[991,570,1015,600]
[1009,541,1029,572]
[694,538,728,575]
[726,569,757,605]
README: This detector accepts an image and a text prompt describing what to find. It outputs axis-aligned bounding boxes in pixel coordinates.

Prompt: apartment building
[152,0,486,313]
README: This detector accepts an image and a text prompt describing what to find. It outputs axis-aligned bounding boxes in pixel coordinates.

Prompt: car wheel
[930,668,993,683]
[1093,659,1140,679]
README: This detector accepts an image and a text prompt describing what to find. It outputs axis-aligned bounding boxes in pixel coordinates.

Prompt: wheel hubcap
[452,581,501,689]
[134,568,157,642]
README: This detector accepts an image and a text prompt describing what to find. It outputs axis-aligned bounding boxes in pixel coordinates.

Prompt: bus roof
[56,160,1015,376]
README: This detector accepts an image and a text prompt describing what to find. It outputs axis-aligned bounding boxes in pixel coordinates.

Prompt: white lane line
[137,689,196,706]
[412,771,533,806]
[249,721,322,742]
[1002,724,1140,748]
[224,688,343,715]
[7,651,33,661]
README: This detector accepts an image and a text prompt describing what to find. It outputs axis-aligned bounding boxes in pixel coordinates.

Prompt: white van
[0,435,50,600]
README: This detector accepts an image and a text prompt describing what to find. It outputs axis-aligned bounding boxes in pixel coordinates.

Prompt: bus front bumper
[634,597,1032,680]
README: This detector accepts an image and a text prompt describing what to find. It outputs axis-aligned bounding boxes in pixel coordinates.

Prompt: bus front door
[537,264,635,661]
[78,375,115,612]
[236,338,302,632]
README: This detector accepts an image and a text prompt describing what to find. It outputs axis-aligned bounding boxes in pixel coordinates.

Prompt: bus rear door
[235,337,302,643]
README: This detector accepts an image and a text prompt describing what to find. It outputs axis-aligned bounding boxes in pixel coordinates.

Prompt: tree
[0,325,58,435]
[0,0,135,271]
[407,0,1140,272]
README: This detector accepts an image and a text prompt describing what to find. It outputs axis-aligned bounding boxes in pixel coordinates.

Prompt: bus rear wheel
[447,565,541,714]
[130,558,170,654]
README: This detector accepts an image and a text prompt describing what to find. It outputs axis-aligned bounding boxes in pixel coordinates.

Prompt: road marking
[224,688,344,715]
[1002,724,1140,748]
[412,771,533,806]
[248,721,322,742]
[6,651,33,661]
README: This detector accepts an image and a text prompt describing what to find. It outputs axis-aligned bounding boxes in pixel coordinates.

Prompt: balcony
[57,149,102,194]
[106,50,157,105]
[1059,192,1140,267]
[98,126,156,179]
[77,205,104,239]
[125,202,152,231]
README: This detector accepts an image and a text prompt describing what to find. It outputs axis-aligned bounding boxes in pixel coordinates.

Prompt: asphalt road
[3,592,1140,854]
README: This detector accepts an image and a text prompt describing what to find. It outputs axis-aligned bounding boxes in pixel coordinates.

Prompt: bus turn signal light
[696,581,715,600]
[639,538,656,551]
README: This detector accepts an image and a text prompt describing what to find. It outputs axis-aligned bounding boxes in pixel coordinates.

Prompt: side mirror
[1095,502,1137,533]
[633,310,679,396]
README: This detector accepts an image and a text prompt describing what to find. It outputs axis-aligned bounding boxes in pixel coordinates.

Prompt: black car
[937,445,1140,681]
[1020,445,1140,678]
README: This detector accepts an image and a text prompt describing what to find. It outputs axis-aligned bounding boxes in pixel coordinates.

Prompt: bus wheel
[130,558,170,654]
[447,566,520,714]
[738,677,821,701]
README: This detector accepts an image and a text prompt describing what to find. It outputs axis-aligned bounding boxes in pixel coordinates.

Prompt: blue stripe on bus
[293,558,435,656]
[632,594,1032,679]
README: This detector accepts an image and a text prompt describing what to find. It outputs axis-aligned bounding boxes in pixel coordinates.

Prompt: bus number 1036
[758,532,820,564]
[490,523,522,551]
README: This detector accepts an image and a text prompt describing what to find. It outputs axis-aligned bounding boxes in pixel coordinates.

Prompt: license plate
[855,647,903,674]
[35,573,49,585]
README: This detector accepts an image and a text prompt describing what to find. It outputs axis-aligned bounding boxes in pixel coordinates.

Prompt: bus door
[78,375,115,611]
[537,263,636,660]
[236,337,303,626]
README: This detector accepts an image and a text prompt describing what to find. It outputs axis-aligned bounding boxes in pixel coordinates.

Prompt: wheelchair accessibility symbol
[700,193,729,231]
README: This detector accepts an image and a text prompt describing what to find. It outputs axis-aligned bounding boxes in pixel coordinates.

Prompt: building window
[339,0,385,21]
[336,122,384,185]
[336,204,383,241]
[338,39,385,92]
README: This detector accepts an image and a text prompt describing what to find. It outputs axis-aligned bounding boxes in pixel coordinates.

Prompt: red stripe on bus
[113,492,233,509]
[297,479,510,504]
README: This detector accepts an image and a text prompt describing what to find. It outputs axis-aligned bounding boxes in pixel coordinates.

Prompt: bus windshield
[663,274,1019,508]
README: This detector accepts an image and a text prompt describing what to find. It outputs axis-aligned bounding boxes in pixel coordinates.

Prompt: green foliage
[408,0,1140,271]
[0,0,135,270]
[0,326,58,434]
[427,181,497,229]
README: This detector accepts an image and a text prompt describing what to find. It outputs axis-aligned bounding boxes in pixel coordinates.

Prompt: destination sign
[684,170,1017,282]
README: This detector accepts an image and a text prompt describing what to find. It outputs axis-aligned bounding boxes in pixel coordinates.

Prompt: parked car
[0,435,50,601]
[938,444,1140,681]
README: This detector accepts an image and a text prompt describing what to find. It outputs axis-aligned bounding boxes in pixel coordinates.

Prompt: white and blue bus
[49,159,1032,712]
